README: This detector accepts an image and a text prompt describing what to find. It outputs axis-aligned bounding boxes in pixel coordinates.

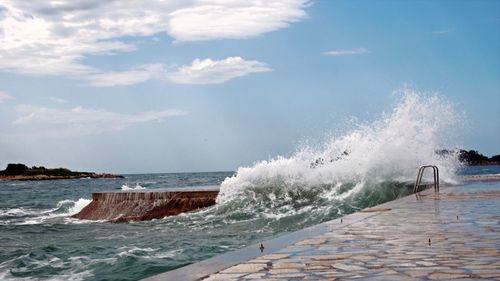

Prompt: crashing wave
[217,89,462,215]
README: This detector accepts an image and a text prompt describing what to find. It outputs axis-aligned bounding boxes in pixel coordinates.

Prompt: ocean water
[1,91,497,280]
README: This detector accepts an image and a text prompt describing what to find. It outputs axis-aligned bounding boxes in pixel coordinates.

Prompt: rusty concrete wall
[72,189,219,222]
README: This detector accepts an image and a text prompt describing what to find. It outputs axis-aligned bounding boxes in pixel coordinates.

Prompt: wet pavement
[145,184,500,280]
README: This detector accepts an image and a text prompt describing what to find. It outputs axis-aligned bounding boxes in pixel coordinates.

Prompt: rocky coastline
[0,173,123,181]
[0,163,123,181]
[442,149,500,166]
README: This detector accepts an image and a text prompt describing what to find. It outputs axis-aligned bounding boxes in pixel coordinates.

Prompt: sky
[0,0,499,174]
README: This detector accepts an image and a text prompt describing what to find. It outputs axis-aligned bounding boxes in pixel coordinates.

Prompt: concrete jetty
[144,179,500,280]
[72,186,219,222]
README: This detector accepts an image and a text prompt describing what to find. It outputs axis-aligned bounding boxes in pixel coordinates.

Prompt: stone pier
[72,187,219,222]
[144,180,500,280]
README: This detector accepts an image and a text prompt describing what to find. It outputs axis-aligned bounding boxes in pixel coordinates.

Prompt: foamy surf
[0,198,91,225]
[121,184,146,190]
[0,208,34,217]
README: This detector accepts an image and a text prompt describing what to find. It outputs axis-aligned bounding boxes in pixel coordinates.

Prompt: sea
[1,92,498,280]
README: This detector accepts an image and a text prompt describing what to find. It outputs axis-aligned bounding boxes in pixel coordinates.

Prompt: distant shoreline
[445,149,500,166]
[467,161,500,166]
[0,173,124,181]
[0,163,123,181]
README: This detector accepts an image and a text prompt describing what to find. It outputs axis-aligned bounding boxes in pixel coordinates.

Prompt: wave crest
[218,89,462,204]
[0,198,91,225]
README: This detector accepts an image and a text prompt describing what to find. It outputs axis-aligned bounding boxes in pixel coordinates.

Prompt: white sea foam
[0,254,94,281]
[7,198,92,225]
[114,246,181,260]
[147,249,182,259]
[0,208,30,217]
[121,183,146,190]
[45,198,91,217]
[0,206,68,218]
[217,89,462,204]
[67,198,92,215]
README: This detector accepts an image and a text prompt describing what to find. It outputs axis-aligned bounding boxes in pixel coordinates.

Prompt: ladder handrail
[413,165,439,193]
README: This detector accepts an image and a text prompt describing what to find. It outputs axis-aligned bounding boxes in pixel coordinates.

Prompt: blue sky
[0,0,499,173]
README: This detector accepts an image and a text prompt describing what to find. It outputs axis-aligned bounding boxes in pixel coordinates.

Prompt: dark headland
[447,149,500,166]
[0,163,123,181]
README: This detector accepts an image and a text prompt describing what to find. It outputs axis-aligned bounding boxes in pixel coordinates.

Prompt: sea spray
[217,90,462,206]
[41,198,92,217]
[121,184,146,190]
[0,198,91,225]
[67,198,92,215]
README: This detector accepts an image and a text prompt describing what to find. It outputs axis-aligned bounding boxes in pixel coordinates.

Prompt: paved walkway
[145,184,500,280]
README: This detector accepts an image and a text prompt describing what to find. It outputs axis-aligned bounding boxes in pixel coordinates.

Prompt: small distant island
[0,163,124,181]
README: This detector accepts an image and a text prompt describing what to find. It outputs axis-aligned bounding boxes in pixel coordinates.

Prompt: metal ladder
[413,165,439,193]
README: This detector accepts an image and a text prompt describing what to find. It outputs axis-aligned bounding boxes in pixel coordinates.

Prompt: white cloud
[168,0,309,42]
[85,64,166,87]
[13,104,187,135]
[0,0,308,78]
[0,91,13,103]
[48,97,68,104]
[323,48,369,56]
[168,57,271,84]
[431,28,454,35]
[0,3,135,76]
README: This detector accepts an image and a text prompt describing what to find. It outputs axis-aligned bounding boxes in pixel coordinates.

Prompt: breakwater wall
[72,187,219,222]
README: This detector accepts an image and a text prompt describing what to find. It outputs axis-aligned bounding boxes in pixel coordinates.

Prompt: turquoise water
[0,166,499,280]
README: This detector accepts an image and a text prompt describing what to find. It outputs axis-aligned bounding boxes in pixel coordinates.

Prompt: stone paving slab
[144,185,500,281]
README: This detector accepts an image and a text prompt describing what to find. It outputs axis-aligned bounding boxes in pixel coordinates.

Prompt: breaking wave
[0,198,91,225]
[213,90,462,225]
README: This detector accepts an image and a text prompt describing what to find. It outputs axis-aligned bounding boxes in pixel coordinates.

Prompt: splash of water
[121,184,146,190]
[0,198,91,225]
[66,198,92,215]
[217,90,462,206]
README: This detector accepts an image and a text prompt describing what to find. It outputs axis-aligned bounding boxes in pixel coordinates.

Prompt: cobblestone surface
[203,188,500,280]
